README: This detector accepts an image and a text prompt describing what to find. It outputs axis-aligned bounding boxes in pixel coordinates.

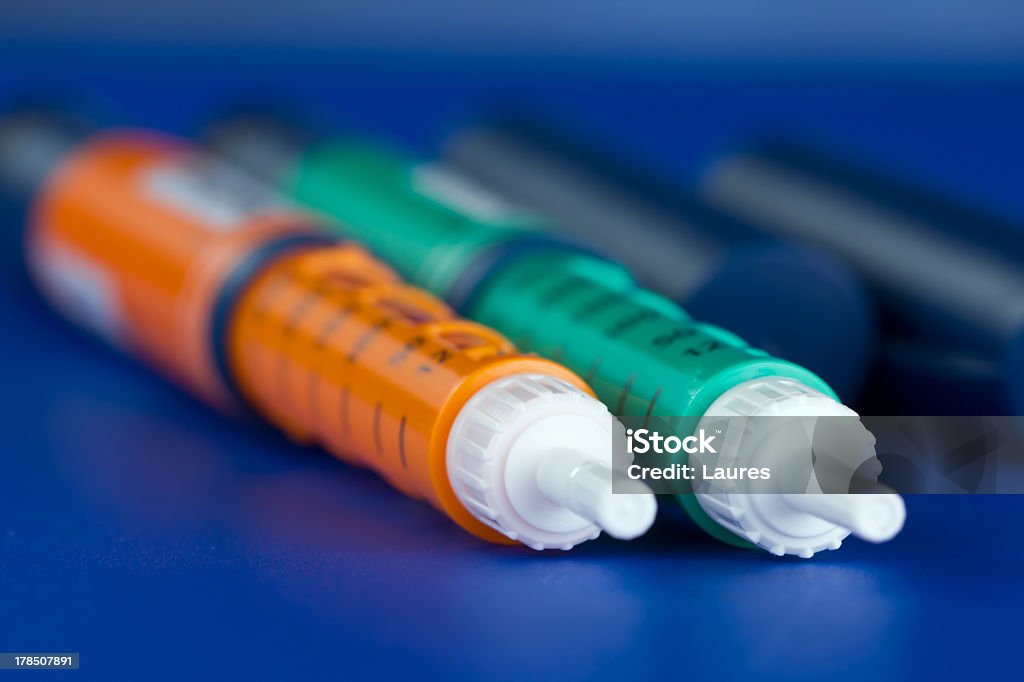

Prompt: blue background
[2,6,1024,679]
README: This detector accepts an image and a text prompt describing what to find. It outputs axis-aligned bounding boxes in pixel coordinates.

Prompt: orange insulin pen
[2,110,656,550]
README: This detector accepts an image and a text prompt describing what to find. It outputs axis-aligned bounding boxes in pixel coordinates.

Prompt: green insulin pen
[205,115,905,558]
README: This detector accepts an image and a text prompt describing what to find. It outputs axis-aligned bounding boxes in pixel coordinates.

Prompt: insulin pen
[206,115,905,557]
[441,117,875,400]
[699,139,1024,415]
[0,109,658,551]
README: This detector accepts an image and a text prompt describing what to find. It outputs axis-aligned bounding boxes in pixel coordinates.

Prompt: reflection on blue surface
[1,48,1023,681]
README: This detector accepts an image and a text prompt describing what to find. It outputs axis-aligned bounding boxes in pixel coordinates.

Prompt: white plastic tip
[536,450,657,541]
[783,493,906,544]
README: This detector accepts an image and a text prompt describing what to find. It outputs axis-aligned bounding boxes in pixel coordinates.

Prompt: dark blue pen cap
[202,105,326,187]
[686,240,877,401]
[0,98,105,276]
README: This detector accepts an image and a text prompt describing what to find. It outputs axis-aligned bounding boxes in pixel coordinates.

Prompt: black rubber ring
[446,235,605,313]
[209,230,337,404]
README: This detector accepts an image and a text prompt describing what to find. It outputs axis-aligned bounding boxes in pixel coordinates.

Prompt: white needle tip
[783,493,906,543]
[537,451,657,541]
[593,476,658,540]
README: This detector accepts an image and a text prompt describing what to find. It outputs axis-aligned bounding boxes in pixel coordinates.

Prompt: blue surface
[2,46,1024,680]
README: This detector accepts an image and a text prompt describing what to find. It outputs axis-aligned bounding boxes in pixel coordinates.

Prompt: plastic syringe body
[699,140,1024,415]
[206,117,905,556]
[12,123,657,551]
[441,118,875,400]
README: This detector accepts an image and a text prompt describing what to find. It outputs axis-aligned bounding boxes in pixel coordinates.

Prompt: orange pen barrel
[25,129,597,545]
